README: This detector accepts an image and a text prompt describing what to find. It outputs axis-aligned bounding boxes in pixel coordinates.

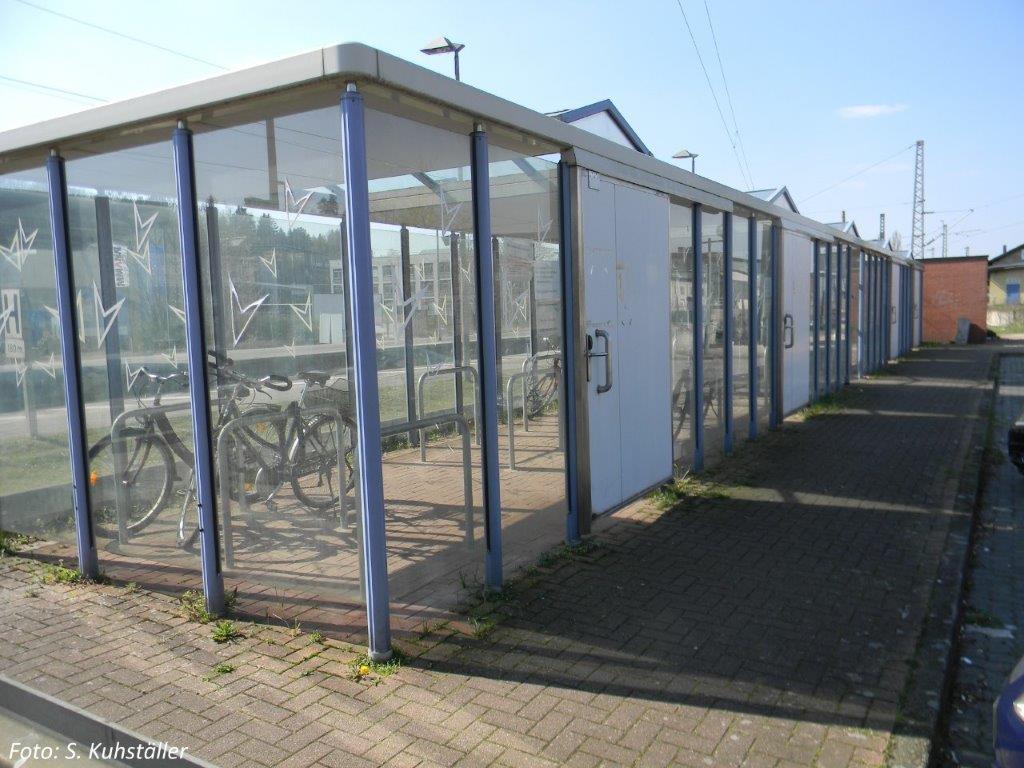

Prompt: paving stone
[0,346,999,767]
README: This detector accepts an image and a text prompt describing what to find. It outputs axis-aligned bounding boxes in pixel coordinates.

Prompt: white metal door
[581,172,671,515]
[614,182,671,500]
[782,230,812,414]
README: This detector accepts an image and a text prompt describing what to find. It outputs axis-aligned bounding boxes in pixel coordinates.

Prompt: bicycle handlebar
[260,374,293,392]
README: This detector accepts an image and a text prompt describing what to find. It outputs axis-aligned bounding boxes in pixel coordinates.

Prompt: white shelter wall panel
[782,231,813,414]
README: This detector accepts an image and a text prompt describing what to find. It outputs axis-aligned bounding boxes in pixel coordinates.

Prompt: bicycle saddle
[297,370,331,387]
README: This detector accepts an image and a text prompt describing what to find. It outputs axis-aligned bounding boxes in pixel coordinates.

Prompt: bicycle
[175,366,357,547]
[87,353,292,542]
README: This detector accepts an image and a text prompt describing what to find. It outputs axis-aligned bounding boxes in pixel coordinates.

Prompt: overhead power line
[702,0,754,187]
[799,144,914,203]
[0,73,105,103]
[11,0,228,71]
[673,0,752,189]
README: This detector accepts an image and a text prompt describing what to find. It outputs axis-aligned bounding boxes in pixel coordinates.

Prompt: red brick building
[921,255,989,343]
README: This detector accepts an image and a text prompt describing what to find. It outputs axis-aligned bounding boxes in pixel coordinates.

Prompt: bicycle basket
[300,376,353,419]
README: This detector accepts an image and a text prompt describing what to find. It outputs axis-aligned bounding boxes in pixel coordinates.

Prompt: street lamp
[421,37,466,81]
[672,149,699,174]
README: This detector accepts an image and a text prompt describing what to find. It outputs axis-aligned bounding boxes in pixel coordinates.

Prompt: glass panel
[756,220,771,429]
[63,144,199,576]
[363,106,486,606]
[731,216,749,443]
[669,203,693,468]
[190,107,366,600]
[0,167,77,548]
[701,210,725,466]
[489,148,565,577]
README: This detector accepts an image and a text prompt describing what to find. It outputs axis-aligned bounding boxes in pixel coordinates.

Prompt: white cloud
[837,103,909,119]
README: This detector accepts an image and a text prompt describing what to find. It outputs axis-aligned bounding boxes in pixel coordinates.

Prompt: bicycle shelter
[0,44,922,659]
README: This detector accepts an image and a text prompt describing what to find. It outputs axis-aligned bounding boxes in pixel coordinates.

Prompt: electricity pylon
[910,140,925,260]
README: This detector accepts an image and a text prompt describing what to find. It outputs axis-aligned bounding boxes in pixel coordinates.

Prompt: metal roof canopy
[0,42,901,261]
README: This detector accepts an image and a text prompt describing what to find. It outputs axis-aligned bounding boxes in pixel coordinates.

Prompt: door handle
[783,313,795,349]
[595,329,612,394]
[585,329,613,393]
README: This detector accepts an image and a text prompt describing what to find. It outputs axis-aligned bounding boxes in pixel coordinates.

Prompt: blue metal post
[171,125,225,616]
[557,161,579,543]
[812,241,820,400]
[46,151,99,579]
[833,246,842,390]
[824,242,832,394]
[845,246,852,384]
[692,205,704,469]
[768,222,780,428]
[747,215,757,440]
[339,86,392,660]
[722,211,733,455]
[470,126,504,590]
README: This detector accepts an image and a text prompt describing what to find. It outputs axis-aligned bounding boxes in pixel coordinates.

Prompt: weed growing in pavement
[0,530,29,555]
[179,590,212,624]
[211,620,244,644]
[309,631,326,645]
[649,474,730,510]
[203,662,236,681]
[41,562,82,585]
[469,615,496,639]
[124,582,139,594]
[965,609,1004,629]
[802,393,844,419]
[537,538,599,568]
[348,650,404,683]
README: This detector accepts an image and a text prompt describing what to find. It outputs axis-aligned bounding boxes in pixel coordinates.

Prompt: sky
[0,0,1021,258]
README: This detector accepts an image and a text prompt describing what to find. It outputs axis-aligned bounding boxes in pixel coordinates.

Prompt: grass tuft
[0,530,30,555]
[964,609,1004,629]
[348,649,404,684]
[649,473,730,510]
[41,562,82,585]
[203,662,236,681]
[179,589,213,624]
[211,620,244,644]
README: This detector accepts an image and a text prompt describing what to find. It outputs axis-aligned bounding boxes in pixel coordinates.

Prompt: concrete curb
[885,349,1001,768]
[0,675,218,768]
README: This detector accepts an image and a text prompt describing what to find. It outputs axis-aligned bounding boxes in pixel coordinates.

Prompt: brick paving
[0,345,996,767]
[941,353,1024,766]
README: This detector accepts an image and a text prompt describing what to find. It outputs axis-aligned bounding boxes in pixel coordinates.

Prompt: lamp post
[421,37,466,81]
[673,149,699,174]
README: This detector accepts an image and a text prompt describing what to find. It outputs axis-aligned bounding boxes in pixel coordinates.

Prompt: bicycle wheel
[88,428,175,538]
[229,406,286,504]
[526,367,559,419]
[290,414,355,511]
[176,477,200,549]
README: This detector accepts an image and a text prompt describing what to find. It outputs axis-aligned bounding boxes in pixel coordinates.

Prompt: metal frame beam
[812,240,819,400]
[692,204,705,469]
[340,85,392,660]
[769,221,780,428]
[557,161,580,543]
[722,211,733,455]
[171,124,225,615]
[46,151,99,579]
[747,215,757,440]
[470,126,504,591]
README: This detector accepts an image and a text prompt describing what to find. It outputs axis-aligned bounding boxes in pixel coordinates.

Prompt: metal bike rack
[215,405,351,570]
[416,365,481,459]
[381,412,475,546]
[108,401,191,544]
[506,352,563,470]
